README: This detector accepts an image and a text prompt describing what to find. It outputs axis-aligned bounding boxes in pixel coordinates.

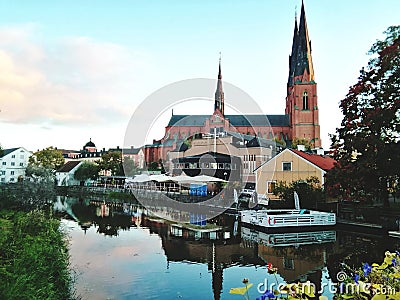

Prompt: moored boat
[240,208,336,229]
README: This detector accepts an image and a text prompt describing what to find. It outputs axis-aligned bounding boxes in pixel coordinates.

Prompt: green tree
[123,157,139,177]
[74,162,99,182]
[97,151,123,176]
[327,26,400,204]
[29,146,65,170]
[273,177,324,209]
[291,137,312,150]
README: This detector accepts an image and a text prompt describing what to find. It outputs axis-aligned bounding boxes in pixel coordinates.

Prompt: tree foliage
[327,26,400,203]
[123,157,139,177]
[74,162,99,182]
[97,151,123,176]
[272,176,324,209]
[291,137,312,150]
[29,146,65,170]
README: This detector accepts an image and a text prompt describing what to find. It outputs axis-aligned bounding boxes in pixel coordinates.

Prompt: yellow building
[255,148,336,200]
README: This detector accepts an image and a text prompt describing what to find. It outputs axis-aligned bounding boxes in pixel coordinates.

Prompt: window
[282,162,292,171]
[267,181,276,194]
[11,162,15,166]
[10,178,15,182]
[11,171,15,175]
[2,162,5,165]
[302,91,309,110]
[1,178,4,182]
[20,163,24,166]
[11,155,15,158]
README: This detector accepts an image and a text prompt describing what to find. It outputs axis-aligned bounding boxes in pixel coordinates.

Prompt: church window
[302,91,309,110]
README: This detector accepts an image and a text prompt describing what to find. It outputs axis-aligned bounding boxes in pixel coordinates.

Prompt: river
[54,196,400,300]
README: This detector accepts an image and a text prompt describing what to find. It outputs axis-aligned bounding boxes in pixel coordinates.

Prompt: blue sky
[0,0,399,151]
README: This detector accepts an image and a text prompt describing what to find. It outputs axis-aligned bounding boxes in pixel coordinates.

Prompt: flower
[242,278,249,285]
[392,258,397,266]
[396,251,400,258]
[267,263,278,274]
[354,274,360,285]
[363,263,372,276]
[256,290,276,300]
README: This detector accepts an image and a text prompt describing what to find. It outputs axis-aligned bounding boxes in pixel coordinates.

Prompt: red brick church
[144,1,321,164]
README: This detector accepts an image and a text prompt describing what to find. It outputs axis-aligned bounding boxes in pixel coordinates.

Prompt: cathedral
[144,1,321,164]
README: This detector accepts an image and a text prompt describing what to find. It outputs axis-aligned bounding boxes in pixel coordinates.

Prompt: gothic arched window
[302,91,309,110]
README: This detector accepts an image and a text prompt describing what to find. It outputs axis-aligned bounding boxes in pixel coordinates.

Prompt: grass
[0,209,74,300]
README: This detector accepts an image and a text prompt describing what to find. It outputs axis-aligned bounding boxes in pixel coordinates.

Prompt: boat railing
[272,213,336,227]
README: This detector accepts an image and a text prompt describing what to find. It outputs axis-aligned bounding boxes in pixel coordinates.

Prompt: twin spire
[214,2,312,110]
[287,0,314,89]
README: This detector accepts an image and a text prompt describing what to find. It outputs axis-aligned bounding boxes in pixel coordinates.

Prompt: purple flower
[354,274,360,285]
[256,290,276,300]
[392,258,397,266]
[363,263,372,276]
[396,251,400,258]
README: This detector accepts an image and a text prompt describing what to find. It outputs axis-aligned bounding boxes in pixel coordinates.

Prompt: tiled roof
[228,115,289,127]
[167,115,209,127]
[291,149,336,171]
[57,161,82,173]
[167,114,290,127]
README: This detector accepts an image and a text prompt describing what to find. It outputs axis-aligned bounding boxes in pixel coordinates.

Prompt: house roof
[291,149,336,171]
[167,114,290,127]
[57,161,82,173]
[123,148,142,155]
[0,147,19,158]
[254,148,336,173]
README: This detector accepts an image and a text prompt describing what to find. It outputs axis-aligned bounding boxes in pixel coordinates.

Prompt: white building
[56,161,83,186]
[0,147,32,183]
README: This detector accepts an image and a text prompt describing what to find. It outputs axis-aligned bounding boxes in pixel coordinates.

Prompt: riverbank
[0,209,74,299]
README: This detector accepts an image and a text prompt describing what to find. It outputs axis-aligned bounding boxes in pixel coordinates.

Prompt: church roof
[167,114,289,127]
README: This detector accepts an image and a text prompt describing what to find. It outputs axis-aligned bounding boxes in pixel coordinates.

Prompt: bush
[0,210,74,299]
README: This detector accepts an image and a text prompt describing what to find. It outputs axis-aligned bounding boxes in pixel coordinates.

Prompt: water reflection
[54,197,400,300]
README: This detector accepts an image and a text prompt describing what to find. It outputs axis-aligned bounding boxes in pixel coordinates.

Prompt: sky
[0,0,399,152]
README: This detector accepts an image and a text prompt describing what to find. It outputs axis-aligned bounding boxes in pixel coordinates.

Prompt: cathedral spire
[214,54,224,116]
[287,0,314,89]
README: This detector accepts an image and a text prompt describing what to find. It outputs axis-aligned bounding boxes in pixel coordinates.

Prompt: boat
[240,191,336,229]
[241,227,336,247]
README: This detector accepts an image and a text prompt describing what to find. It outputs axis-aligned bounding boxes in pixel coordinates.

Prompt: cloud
[0,24,150,126]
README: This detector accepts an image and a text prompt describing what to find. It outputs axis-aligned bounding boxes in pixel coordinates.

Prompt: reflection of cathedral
[145,1,321,165]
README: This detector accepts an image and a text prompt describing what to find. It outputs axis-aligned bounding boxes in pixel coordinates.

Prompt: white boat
[240,208,336,229]
[241,227,336,247]
[240,191,336,229]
